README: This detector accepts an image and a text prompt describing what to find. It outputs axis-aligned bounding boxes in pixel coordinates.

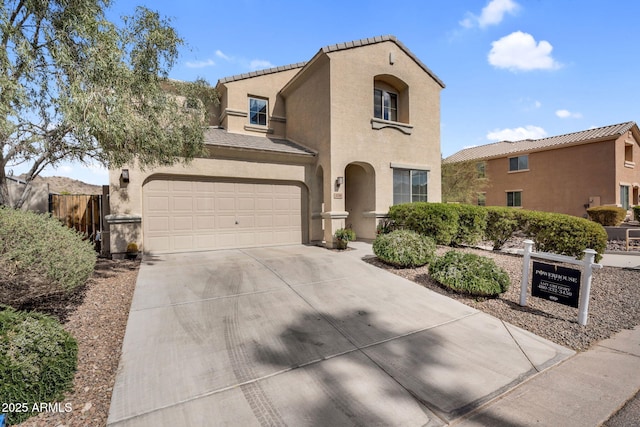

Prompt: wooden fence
[48,194,104,240]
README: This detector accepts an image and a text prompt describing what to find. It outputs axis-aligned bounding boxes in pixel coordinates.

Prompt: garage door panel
[173,235,194,250]
[195,216,215,230]
[216,182,235,193]
[172,216,193,231]
[172,181,193,191]
[147,216,170,232]
[237,197,255,210]
[195,197,214,211]
[217,197,235,211]
[147,196,169,211]
[173,196,193,211]
[143,179,303,253]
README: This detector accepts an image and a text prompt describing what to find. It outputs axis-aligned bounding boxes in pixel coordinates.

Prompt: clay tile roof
[217,62,307,85]
[218,35,445,89]
[320,35,445,88]
[203,127,316,156]
[445,121,637,163]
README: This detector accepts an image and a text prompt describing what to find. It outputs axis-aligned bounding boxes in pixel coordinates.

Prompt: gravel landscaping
[17,259,138,427]
[368,241,640,352]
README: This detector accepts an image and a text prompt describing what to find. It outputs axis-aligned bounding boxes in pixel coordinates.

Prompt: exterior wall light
[336,176,344,188]
[121,169,130,183]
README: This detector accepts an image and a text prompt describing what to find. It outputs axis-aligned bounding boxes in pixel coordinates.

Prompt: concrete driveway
[107,243,573,426]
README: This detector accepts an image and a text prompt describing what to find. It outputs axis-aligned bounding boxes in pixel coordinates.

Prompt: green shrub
[373,230,436,268]
[522,210,607,262]
[484,207,521,250]
[586,206,627,226]
[451,204,487,246]
[0,207,96,307]
[429,251,510,297]
[0,306,78,424]
[388,202,459,245]
[632,205,640,222]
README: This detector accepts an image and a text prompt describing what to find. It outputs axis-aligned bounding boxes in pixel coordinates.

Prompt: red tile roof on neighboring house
[204,127,316,156]
[445,121,637,163]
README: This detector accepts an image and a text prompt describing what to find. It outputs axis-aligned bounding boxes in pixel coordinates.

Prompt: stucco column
[322,171,348,248]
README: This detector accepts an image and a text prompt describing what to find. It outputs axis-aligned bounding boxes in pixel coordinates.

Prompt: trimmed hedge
[0,207,96,307]
[586,206,627,226]
[388,202,607,262]
[0,306,78,424]
[429,251,510,297]
[373,230,436,268]
[523,210,607,262]
[484,206,521,250]
[388,202,459,245]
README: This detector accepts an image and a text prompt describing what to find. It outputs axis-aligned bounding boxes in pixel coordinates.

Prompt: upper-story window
[509,155,528,172]
[249,97,267,126]
[477,162,486,178]
[374,88,397,122]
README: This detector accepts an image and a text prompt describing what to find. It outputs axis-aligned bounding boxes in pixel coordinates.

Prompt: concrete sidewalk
[454,326,640,426]
[107,243,574,426]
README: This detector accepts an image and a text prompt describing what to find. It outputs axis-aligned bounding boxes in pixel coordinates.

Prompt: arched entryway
[345,162,376,240]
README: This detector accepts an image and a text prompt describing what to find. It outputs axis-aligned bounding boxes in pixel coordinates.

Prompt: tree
[441,159,490,204]
[0,0,217,208]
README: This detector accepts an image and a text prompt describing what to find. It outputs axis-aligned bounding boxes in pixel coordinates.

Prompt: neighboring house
[7,176,50,213]
[107,35,445,255]
[445,122,640,217]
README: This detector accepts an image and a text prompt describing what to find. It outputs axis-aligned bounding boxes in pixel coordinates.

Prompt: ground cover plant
[428,250,510,297]
[0,306,78,424]
[373,229,436,268]
[0,207,96,308]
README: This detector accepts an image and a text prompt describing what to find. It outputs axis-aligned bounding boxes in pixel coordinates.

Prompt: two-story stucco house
[445,121,640,217]
[107,35,445,255]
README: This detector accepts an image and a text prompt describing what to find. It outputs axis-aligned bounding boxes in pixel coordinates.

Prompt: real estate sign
[531,261,581,308]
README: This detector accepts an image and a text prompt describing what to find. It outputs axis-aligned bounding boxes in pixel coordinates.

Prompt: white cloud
[487,125,547,141]
[488,31,562,71]
[534,100,542,108]
[556,109,582,119]
[249,59,275,70]
[185,59,215,69]
[215,50,231,61]
[460,0,519,29]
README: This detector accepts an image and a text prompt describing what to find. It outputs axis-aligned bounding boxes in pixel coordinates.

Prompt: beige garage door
[143,178,303,253]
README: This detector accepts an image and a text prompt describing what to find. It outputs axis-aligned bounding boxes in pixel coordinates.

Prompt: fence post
[520,239,534,306]
[578,249,597,326]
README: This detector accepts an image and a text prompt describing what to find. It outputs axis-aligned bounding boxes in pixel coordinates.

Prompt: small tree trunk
[0,168,11,207]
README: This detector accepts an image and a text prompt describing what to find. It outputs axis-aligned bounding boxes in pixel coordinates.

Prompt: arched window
[373,75,409,124]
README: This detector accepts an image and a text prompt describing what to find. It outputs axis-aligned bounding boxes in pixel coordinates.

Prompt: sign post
[520,240,602,326]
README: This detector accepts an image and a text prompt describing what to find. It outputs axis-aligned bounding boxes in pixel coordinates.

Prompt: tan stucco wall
[217,68,302,138]
[282,41,443,242]
[327,41,442,215]
[484,140,619,217]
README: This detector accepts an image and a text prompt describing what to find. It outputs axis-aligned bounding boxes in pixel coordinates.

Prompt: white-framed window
[506,191,522,207]
[393,169,427,205]
[620,185,630,210]
[477,162,486,178]
[509,155,528,172]
[374,88,398,121]
[249,97,268,126]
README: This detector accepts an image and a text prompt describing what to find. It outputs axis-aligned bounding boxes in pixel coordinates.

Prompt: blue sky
[34,0,640,184]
